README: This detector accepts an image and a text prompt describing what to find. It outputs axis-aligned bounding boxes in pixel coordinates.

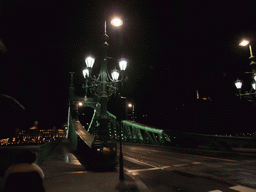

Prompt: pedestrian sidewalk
[40,139,148,192]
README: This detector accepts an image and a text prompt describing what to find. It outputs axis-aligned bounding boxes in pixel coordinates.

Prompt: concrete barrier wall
[0,138,62,191]
[0,139,63,174]
[68,116,78,150]
[36,138,63,165]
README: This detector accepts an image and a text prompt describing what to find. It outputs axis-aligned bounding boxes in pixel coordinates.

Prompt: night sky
[0,1,256,138]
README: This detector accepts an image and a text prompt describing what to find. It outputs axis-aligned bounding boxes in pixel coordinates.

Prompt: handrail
[87,109,97,132]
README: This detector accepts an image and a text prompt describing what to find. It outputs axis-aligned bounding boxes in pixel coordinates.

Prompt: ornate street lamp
[235,79,243,90]
[83,56,127,104]
[82,18,127,140]
[67,18,128,172]
[82,17,128,177]
[235,79,243,99]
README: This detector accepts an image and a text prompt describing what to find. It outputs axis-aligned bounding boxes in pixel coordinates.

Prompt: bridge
[66,75,256,170]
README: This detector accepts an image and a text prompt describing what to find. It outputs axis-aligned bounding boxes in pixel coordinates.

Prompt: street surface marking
[173,164,189,167]
[229,185,256,192]
[208,185,256,192]
[63,171,88,174]
[175,151,238,163]
[121,146,238,163]
[123,154,202,171]
[208,190,222,192]
[192,162,201,164]
[208,186,256,192]
[123,156,157,168]
[125,166,171,173]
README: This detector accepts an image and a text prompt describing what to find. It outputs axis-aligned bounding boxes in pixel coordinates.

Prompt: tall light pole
[82,18,127,140]
[116,93,126,181]
[128,103,135,121]
[239,40,256,69]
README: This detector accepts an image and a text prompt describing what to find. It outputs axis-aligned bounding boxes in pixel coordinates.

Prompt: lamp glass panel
[119,60,127,71]
[235,81,242,89]
[83,69,89,78]
[85,57,95,68]
[252,83,256,90]
[111,71,119,80]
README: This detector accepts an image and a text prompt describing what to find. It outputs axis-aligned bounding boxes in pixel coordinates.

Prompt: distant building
[1,127,66,145]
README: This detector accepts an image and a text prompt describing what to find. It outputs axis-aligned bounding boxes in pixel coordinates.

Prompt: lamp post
[128,103,135,121]
[239,39,256,69]
[82,18,128,174]
[74,102,83,121]
[82,18,127,140]
[239,40,254,59]
[235,40,256,99]
[116,93,126,181]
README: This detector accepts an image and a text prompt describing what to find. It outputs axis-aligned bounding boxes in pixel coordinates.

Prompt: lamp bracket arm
[107,71,112,79]
[239,92,256,96]
[89,88,101,98]
[88,77,101,83]
[107,84,118,89]
[87,84,100,89]
[107,79,123,84]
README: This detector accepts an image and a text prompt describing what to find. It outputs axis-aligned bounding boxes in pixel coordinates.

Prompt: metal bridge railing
[67,109,171,149]
[107,111,171,145]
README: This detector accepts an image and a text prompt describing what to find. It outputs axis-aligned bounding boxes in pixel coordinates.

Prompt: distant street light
[75,102,83,120]
[128,103,135,121]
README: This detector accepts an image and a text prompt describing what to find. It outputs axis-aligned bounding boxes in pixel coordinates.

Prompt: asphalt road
[119,142,256,192]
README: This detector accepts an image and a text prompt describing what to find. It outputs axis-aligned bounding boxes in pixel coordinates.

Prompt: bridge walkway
[40,138,144,192]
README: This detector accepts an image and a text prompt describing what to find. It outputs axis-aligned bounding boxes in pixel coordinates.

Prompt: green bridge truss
[67,98,171,149]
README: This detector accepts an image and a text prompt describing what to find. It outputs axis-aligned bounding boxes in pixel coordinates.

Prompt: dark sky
[0,1,256,137]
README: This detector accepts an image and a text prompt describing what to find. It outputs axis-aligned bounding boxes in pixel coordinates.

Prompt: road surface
[119,142,256,191]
